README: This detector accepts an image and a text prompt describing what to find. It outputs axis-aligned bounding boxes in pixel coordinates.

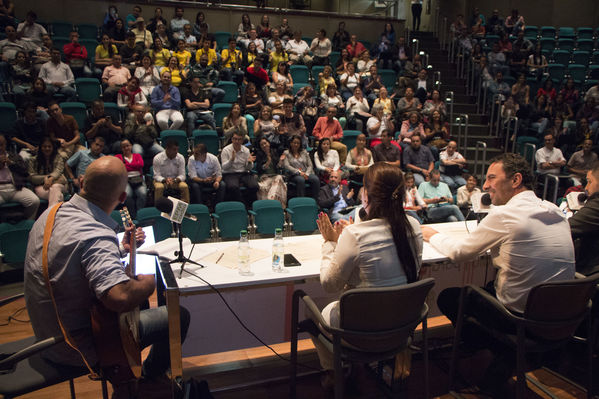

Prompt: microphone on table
[471,192,492,214]
[565,192,587,211]
[155,196,197,224]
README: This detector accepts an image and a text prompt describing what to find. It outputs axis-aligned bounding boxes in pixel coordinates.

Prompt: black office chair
[0,294,109,399]
[290,278,435,399]
[449,275,598,399]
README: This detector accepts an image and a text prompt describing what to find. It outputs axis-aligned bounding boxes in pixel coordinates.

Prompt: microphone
[471,192,492,213]
[155,197,197,223]
[566,191,587,211]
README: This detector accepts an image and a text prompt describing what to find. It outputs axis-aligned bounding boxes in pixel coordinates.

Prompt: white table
[150,221,491,381]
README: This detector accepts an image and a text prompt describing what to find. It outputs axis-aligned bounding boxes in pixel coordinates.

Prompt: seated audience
[312,106,347,162]
[220,38,244,85]
[135,54,161,98]
[345,133,374,185]
[0,134,40,219]
[153,139,189,203]
[182,76,216,135]
[403,135,434,186]
[131,17,153,49]
[456,174,481,216]
[222,103,249,143]
[439,141,467,192]
[102,54,132,102]
[150,70,184,131]
[220,130,258,204]
[418,170,465,223]
[310,29,331,66]
[27,136,66,209]
[184,53,225,104]
[282,135,319,200]
[286,30,311,66]
[403,172,427,224]
[117,77,148,113]
[120,32,144,69]
[372,129,401,167]
[345,86,371,132]
[170,7,189,41]
[38,48,77,101]
[254,137,287,207]
[9,102,46,162]
[84,100,123,154]
[17,11,47,47]
[567,139,597,186]
[395,87,422,120]
[46,101,82,158]
[399,111,425,149]
[279,99,307,147]
[124,104,163,158]
[318,169,355,222]
[95,34,118,69]
[66,136,106,190]
[535,134,566,176]
[314,138,340,181]
[115,139,146,218]
[187,143,225,207]
[367,103,394,148]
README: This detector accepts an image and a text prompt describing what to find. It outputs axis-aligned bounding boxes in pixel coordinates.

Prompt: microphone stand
[168,222,204,278]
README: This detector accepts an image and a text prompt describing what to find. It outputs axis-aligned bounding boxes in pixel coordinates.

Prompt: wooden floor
[0,286,594,399]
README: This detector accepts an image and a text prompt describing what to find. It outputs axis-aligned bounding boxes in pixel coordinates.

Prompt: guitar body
[90,207,142,384]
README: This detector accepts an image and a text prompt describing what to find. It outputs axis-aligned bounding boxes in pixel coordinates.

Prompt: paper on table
[284,237,323,263]
[201,245,271,269]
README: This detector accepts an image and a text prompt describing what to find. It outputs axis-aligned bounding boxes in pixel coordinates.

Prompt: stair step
[453,103,477,113]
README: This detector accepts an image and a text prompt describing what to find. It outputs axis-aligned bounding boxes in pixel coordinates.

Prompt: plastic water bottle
[272,228,284,272]
[238,230,252,276]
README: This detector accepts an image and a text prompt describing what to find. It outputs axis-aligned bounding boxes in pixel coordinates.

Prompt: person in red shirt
[312,105,347,162]
[346,34,366,62]
[244,56,269,92]
[62,31,91,77]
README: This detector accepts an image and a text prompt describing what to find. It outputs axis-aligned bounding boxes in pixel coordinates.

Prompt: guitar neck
[120,207,136,277]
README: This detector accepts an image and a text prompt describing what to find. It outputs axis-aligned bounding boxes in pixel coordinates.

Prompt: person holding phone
[417,169,465,222]
[220,130,258,206]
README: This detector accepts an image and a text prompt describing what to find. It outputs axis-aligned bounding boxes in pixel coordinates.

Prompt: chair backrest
[572,50,590,66]
[0,220,35,263]
[103,102,121,123]
[252,199,285,235]
[328,51,340,68]
[567,64,587,82]
[76,24,99,40]
[79,39,98,61]
[341,130,362,152]
[378,69,396,90]
[576,27,594,40]
[135,207,173,242]
[524,26,538,38]
[75,78,102,104]
[287,197,318,233]
[192,129,219,155]
[289,65,309,84]
[214,201,248,239]
[557,38,575,52]
[160,130,188,155]
[59,102,87,128]
[523,276,598,341]
[576,39,595,53]
[558,27,575,39]
[338,278,435,352]
[292,83,305,96]
[551,50,570,65]
[51,22,73,37]
[540,26,556,38]
[213,31,232,50]
[216,81,239,103]
[540,38,555,51]
[212,103,232,128]
[0,102,17,133]
[181,204,212,243]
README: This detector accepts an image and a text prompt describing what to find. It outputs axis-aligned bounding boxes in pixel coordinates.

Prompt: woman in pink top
[399,111,425,149]
[115,139,146,216]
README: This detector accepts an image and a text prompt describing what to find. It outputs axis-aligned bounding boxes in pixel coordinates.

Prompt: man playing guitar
[24,156,190,397]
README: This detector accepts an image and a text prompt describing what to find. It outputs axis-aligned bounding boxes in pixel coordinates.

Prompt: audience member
[185,53,225,103]
[418,170,465,222]
[310,29,332,66]
[102,54,131,102]
[66,136,106,190]
[403,171,426,223]
[567,139,597,186]
[535,134,566,175]
[84,100,122,154]
[131,17,153,49]
[46,101,81,158]
[187,142,225,207]
[114,138,145,217]
[117,77,148,113]
[0,133,39,219]
[38,48,76,101]
[222,103,248,143]
[372,129,401,167]
[16,11,47,47]
[220,130,258,204]
[344,133,373,184]
[135,54,161,98]
[456,174,481,215]
[150,70,184,131]
[318,169,355,222]
[123,104,163,158]
[403,135,434,186]
[367,103,394,148]
[9,102,46,162]
[182,76,215,135]
[254,137,287,206]
[170,7,189,41]
[153,139,189,203]
[439,141,467,192]
[332,21,350,52]
[314,138,340,181]
[312,106,347,162]
[282,135,319,200]
[286,31,311,66]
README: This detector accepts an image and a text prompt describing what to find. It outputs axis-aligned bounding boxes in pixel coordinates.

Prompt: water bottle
[238,230,252,276]
[272,228,284,272]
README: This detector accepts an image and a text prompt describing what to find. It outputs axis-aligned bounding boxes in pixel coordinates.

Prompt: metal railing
[522,143,537,175]
[503,116,519,153]
[453,114,469,156]
[473,141,488,184]
[542,174,560,204]
[445,91,454,128]
[433,71,441,91]
[488,94,502,136]
[412,38,420,58]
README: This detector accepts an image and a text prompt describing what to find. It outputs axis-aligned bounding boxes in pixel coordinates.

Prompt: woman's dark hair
[542,78,553,90]
[30,77,46,93]
[36,137,58,175]
[114,18,125,31]
[277,61,289,75]
[241,13,251,30]
[289,135,302,155]
[195,11,205,25]
[361,162,419,283]
[227,102,241,119]
[382,22,394,35]
[316,137,331,162]
[101,34,115,57]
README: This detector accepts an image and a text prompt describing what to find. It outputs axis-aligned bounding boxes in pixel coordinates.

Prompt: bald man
[24,156,189,395]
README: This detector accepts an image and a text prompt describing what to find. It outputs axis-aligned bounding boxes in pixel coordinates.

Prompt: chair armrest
[466,285,522,323]
[0,335,64,370]
[0,293,24,308]
[248,210,257,216]
[285,208,295,215]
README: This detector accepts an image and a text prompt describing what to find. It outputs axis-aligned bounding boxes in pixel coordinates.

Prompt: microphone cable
[177,222,323,373]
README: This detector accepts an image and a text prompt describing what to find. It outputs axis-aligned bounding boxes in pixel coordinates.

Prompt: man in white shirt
[170,7,190,41]
[286,30,312,66]
[439,140,467,192]
[38,47,77,101]
[421,153,575,395]
[0,25,37,63]
[16,11,47,47]
[220,130,258,205]
[241,29,264,54]
[153,139,189,204]
[535,133,566,175]
[187,143,225,206]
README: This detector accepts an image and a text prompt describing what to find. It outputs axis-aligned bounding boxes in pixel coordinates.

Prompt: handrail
[453,114,469,156]
[474,141,488,185]
[523,143,536,175]
[488,94,502,136]
[445,91,454,129]
[433,71,441,91]
[504,116,519,153]
[543,174,560,204]
[412,38,420,58]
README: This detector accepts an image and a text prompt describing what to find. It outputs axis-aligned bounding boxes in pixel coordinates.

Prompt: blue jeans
[210,87,226,103]
[290,173,320,200]
[406,210,423,224]
[46,84,77,101]
[426,204,465,223]
[186,110,216,134]
[441,174,467,193]
[331,207,356,223]
[138,306,190,379]
[125,181,147,218]
[133,142,164,158]
[189,180,226,205]
[413,172,426,187]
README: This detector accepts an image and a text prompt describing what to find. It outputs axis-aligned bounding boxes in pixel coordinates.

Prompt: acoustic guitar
[90,207,142,384]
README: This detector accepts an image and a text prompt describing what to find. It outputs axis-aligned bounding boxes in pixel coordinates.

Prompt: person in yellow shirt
[195,38,217,65]
[162,56,183,87]
[318,65,335,96]
[95,33,119,67]
[269,39,288,73]
[172,39,192,68]
[150,37,172,68]
[221,37,244,85]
